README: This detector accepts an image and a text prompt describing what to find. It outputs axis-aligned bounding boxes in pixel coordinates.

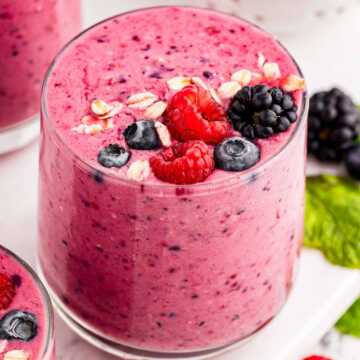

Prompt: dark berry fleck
[168,245,181,252]
[203,70,213,79]
[10,275,21,288]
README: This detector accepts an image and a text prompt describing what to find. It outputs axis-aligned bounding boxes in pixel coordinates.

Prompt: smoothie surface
[0,248,49,359]
[45,6,304,185]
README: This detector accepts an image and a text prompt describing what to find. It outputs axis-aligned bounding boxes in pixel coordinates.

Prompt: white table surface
[1,1,360,359]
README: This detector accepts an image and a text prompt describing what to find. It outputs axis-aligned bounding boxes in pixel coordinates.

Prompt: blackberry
[345,144,360,180]
[227,85,298,140]
[308,88,360,162]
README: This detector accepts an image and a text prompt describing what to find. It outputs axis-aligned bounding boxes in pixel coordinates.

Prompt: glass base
[38,265,256,360]
[0,115,39,155]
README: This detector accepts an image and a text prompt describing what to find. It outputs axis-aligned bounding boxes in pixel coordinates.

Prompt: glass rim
[0,245,54,357]
[41,5,309,190]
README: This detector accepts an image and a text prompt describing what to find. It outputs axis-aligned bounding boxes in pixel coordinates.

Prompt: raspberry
[150,140,214,184]
[164,85,230,145]
[0,273,16,310]
[303,356,332,360]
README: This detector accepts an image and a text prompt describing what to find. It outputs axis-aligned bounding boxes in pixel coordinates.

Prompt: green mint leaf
[336,298,360,337]
[305,175,360,268]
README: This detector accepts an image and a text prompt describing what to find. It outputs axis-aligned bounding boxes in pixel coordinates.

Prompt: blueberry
[123,120,160,150]
[0,310,37,342]
[345,145,360,179]
[97,144,131,168]
[214,137,260,171]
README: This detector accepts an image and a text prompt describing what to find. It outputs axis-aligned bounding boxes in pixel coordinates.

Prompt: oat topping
[209,87,222,104]
[218,81,242,99]
[251,72,263,84]
[72,123,104,135]
[166,76,192,91]
[257,52,266,68]
[155,121,171,147]
[98,101,123,119]
[91,99,113,116]
[231,69,252,86]
[263,62,281,80]
[127,92,158,110]
[3,350,30,360]
[127,160,151,181]
[282,74,306,91]
[144,101,167,119]
[191,76,208,89]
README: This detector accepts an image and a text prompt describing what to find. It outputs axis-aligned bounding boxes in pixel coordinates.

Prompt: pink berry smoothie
[38,7,307,355]
[0,246,54,359]
[0,0,81,130]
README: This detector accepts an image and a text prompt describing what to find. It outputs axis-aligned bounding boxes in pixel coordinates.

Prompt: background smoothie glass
[0,245,55,359]
[38,7,308,359]
[0,0,81,154]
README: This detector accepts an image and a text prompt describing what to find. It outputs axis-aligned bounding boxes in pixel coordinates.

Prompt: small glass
[0,245,55,359]
[38,7,308,359]
[0,0,81,154]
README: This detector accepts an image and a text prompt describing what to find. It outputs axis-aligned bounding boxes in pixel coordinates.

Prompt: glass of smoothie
[0,245,55,359]
[38,6,308,359]
[0,0,81,154]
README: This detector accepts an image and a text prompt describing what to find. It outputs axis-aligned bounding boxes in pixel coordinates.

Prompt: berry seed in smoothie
[39,6,307,356]
[0,246,54,359]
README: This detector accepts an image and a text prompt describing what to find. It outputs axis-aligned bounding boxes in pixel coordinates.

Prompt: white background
[1,1,360,359]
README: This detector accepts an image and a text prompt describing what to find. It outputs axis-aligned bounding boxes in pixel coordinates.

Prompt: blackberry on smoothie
[0,0,81,153]
[0,246,54,360]
[38,7,307,357]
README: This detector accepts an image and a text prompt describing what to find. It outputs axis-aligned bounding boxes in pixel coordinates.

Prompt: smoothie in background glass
[38,7,307,358]
[0,246,54,360]
[0,0,81,154]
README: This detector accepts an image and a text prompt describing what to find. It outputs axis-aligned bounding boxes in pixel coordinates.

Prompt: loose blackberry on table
[307,87,360,162]
[227,85,298,140]
[345,144,360,180]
